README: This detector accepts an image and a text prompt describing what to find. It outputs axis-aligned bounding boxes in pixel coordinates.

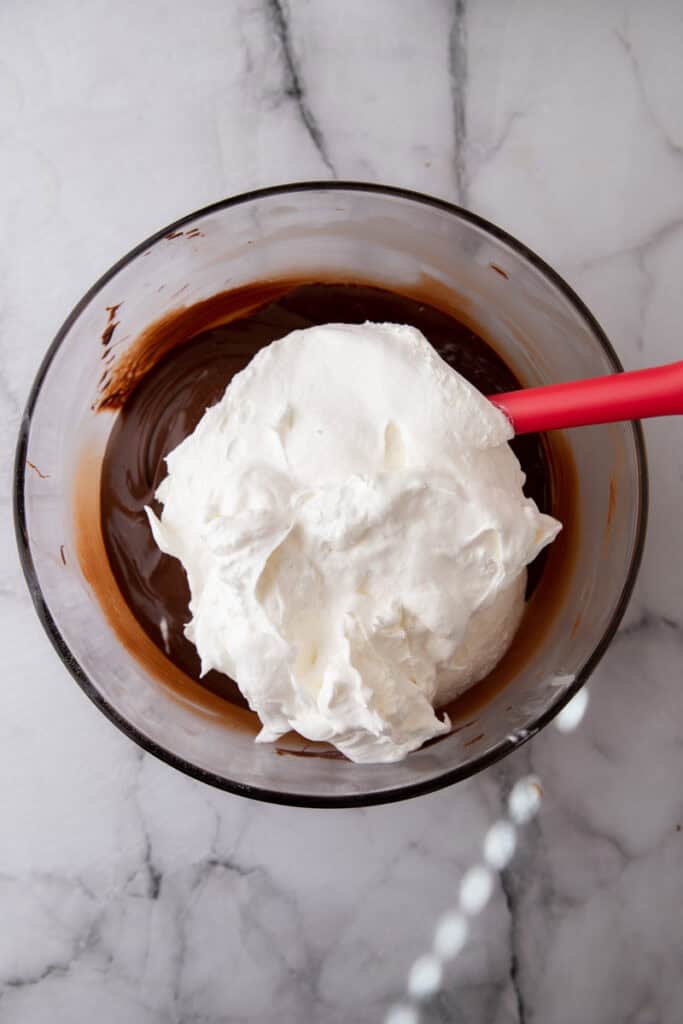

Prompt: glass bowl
[14,183,647,807]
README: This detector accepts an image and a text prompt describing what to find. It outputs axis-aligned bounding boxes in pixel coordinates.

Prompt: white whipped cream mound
[147,322,561,764]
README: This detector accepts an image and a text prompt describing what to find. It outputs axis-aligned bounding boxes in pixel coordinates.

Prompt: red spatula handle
[490,360,683,435]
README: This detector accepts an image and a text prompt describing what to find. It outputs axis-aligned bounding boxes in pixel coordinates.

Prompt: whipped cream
[147,322,561,763]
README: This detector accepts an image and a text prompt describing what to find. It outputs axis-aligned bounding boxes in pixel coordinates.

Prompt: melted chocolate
[100,283,556,711]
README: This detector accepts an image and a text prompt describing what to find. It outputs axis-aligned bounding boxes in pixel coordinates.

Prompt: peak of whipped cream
[147,322,561,763]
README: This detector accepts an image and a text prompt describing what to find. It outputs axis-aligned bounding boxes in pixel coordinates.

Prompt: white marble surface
[2,1,683,1021]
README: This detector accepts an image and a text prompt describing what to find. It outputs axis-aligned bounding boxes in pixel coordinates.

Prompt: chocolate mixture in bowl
[88,281,577,734]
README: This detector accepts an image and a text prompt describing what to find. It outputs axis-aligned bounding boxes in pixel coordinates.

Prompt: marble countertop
[2,2,683,1022]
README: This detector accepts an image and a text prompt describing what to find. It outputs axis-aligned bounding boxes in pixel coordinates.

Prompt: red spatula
[489,359,683,435]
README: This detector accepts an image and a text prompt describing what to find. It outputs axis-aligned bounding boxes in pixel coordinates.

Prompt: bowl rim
[13,180,649,808]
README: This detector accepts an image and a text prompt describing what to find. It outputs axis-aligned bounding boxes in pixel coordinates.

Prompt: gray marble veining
[2,1,683,1021]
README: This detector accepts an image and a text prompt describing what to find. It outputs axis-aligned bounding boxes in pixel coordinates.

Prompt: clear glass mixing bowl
[14,184,647,806]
